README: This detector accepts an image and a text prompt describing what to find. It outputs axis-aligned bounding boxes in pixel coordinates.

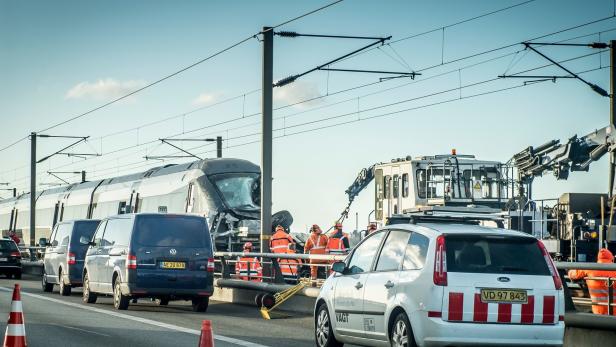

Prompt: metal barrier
[555,262,616,320]
[17,246,46,261]
[213,251,347,287]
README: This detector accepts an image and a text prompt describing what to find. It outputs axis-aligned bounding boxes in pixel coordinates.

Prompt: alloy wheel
[316,308,330,347]
[392,319,409,347]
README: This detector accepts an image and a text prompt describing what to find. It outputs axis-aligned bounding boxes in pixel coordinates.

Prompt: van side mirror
[331,261,346,274]
[79,236,90,245]
[38,238,48,247]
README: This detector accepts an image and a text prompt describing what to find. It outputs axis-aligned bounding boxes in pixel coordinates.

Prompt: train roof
[0,158,259,205]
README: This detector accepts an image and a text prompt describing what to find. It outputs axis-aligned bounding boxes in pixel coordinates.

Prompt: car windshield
[445,234,550,276]
[0,240,18,251]
[209,173,260,210]
[134,215,210,248]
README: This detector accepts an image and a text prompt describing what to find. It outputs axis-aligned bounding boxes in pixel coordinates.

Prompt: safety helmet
[243,242,253,250]
[368,223,377,230]
[311,224,321,233]
[275,225,285,232]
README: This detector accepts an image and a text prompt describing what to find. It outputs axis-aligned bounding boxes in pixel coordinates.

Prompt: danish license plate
[161,261,185,269]
[0,258,6,262]
[480,289,527,304]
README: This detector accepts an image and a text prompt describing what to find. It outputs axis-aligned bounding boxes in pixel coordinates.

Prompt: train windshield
[209,173,260,210]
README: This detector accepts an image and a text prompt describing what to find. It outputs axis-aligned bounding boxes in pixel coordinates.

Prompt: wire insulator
[274,75,298,87]
[590,42,609,49]
[276,31,299,38]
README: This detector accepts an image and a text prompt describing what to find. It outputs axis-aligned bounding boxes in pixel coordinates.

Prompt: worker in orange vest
[304,224,328,284]
[269,225,300,283]
[568,248,616,315]
[327,222,350,256]
[236,242,262,282]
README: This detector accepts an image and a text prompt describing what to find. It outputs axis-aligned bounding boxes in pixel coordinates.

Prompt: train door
[391,166,401,215]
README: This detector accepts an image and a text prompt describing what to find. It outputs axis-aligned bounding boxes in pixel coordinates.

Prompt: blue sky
[0,0,614,231]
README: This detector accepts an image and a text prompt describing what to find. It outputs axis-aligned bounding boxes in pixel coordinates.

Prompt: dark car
[41,219,100,295]
[82,213,215,311]
[0,238,22,278]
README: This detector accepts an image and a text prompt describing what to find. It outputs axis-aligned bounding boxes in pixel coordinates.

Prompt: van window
[93,220,107,246]
[375,230,410,272]
[134,215,208,248]
[347,231,386,274]
[102,218,132,247]
[445,234,550,275]
[73,221,99,244]
[54,223,72,246]
[403,232,430,270]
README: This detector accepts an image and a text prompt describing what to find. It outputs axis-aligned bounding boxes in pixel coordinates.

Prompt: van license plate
[480,289,527,304]
[161,261,186,269]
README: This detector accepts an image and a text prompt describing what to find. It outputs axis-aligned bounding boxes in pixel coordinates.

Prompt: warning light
[590,231,598,239]
[451,148,457,155]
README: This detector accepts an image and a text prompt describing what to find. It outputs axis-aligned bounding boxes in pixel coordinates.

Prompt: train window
[384,175,391,199]
[393,175,399,198]
[375,169,383,221]
[118,202,127,214]
[402,173,409,198]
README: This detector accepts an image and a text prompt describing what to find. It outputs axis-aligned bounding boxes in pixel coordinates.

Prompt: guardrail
[213,251,347,287]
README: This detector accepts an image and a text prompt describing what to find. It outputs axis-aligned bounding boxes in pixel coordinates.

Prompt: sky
[0,0,615,232]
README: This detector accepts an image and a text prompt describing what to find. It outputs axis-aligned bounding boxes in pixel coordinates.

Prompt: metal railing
[555,262,616,317]
[213,251,347,287]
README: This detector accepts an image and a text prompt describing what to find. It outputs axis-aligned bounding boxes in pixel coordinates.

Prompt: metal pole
[12,188,16,198]
[30,132,36,246]
[81,170,86,183]
[216,136,223,158]
[260,26,274,253]
[610,40,616,199]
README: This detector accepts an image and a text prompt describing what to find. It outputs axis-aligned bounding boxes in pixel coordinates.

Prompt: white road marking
[46,322,112,337]
[0,287,269,347]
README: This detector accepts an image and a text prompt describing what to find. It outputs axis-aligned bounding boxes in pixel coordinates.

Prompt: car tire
[155,298,169,306]
[315,304,343,347]
[390,312,417,347]
[59,270,72,296]
[113,278,130,310]
[82,273,97,304]
[42,272,54,292]
[191,297,209,312]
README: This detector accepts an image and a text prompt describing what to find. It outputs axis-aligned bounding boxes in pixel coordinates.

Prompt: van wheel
[82,273,97,304]
[113,278,130,310]
[42,272,53,292]
[315,304,342,347]
[191,297,209,312]
[390,312,417,347]
[59,270,72,296]
[155,298,169,306]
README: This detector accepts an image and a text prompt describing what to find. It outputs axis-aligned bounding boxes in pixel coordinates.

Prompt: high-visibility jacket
[270,230,294,253]
[327,231,350,255]
[236,256,262,282]
[278,249,302,279]
[568,249,616,315]
[305,233,328,256]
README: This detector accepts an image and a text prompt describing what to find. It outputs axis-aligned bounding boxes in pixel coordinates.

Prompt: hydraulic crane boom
[512,125,616,186]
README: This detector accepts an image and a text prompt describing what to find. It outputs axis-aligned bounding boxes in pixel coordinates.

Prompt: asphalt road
[0,274,315,347]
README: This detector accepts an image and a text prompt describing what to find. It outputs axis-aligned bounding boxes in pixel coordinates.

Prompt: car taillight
[207,258,215,272]
[67,252,76,265]
[10,251,21,258]
[537,240,562,290]
[433,235,447,286]
[127,254,137,269]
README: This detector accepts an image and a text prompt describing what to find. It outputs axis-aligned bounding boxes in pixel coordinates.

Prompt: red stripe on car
[497,303,512,323]
[473,293,488,322]
[448,292,464,321]
[542,296,555,324]
[521,295,535,324]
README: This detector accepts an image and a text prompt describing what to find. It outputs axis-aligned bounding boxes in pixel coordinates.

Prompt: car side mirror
[38,238,48,247]
[331,261,346,274]
[79,236,90,245]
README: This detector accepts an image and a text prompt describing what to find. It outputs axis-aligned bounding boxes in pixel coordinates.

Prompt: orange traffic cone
[198,320,214,347]
[3,284,26,347]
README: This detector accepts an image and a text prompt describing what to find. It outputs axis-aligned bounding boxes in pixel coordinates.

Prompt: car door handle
[355,282,363,290]
[384,281,395,289]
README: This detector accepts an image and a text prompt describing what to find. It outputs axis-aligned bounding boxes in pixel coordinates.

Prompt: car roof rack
[387,205,504,226]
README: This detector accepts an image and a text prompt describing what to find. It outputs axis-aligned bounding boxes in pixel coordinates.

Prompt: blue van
[41,219,100,295]
[82,213,215,311]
